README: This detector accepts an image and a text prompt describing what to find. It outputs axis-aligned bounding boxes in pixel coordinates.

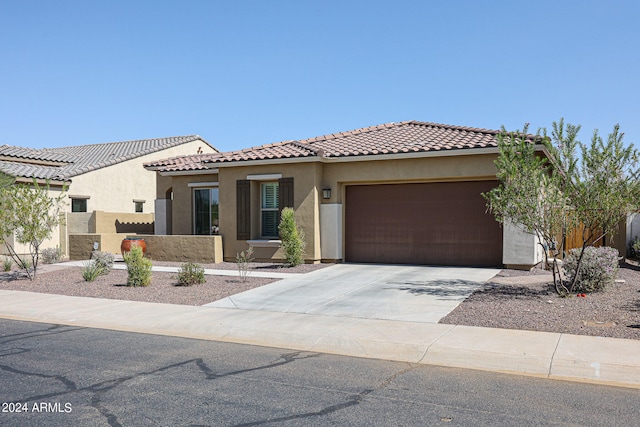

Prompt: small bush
[81,261,104,282]
[20,257,32,270]
[92,251,114,275]
[236,246,254,283]
[278,207,305,267]
[2,257,12,272]
[630,236,640,258]
[177,262,206,286]
[124,245,152,287]
[41,247,63,264]
[563,246,620,293]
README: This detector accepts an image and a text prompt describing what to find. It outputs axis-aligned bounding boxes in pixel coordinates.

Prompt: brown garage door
[345,181,502,266]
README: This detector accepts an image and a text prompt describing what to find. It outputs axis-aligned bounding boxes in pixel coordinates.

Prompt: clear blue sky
[1,1,638,153]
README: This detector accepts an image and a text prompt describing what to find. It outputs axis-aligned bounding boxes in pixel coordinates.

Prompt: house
[0,135,217,255]
[144,121,562,268]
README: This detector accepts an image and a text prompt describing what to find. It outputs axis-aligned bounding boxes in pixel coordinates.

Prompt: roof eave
[158,169,220,176]
[318,146,500,163]
[196,146,501,169]
[205,155,323,168]
[14,176,71,187]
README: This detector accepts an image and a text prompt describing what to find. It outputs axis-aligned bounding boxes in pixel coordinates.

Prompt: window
[71,198,87,212]
[135,201,144,213]
[194,188,219,235]
[236,177,293,241]
[261,182,279,238]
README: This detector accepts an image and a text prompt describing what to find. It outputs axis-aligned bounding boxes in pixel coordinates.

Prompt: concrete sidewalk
[1,289,639,389]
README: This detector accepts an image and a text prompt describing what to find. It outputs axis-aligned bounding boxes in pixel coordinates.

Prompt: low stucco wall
[69,233,132,260]
[69,234,223,263]
[93,211,154,234]
[136,235,223,263]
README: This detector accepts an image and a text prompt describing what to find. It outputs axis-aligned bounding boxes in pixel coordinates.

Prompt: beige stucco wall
[92,211,154,234]
[321,153,499,204]
[68,233,223,263]
[68,233,131,260]
[39,138,215,256]
[67,139,215,215]
[66,212,93,234]
[168,173,220,235]
[163,153,502,264]
[138,234,223,263]
[156,173,174,199]
[217,162,322,263]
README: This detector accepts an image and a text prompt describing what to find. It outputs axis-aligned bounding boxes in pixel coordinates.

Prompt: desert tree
[485,119,640,294]
[0,178,67,280]
[484,124,570,292]
[556,121,640,291]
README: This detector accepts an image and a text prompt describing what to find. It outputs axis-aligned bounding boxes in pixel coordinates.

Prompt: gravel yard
[440,262,640,340]
[0,261,329,306]
[1,260,638,340]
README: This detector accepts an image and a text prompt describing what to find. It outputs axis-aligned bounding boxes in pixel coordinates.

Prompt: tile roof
[0,145,77,164]
[145,121,503,172]
[0,135,211,181]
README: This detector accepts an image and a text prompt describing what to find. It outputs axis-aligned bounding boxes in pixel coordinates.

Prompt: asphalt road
[1,319,638,427]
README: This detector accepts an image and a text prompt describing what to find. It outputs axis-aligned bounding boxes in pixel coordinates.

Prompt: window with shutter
[236,180,251,240]
[278,177,294,210]
[261,182,279,238]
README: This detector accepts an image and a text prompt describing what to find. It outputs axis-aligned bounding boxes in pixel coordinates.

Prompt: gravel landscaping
[1,259,638,341]
[0,261,329,306]
[441,262,640,340]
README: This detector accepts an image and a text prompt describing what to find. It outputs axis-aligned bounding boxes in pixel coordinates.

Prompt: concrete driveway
[207,264,500,323]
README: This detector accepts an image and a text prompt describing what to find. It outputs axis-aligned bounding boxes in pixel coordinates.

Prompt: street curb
[1,290,639,390]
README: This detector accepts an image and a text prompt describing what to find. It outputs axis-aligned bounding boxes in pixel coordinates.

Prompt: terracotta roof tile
[147,121,506,173]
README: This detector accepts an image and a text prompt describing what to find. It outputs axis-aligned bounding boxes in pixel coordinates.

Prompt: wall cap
[247,239,282,248]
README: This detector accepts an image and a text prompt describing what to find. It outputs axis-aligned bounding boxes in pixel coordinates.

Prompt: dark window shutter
[278,177,294,215]
[237,180,251,240]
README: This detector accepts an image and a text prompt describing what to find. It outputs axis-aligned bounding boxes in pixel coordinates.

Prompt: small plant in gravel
[177,262,206,286]
[563,246,620,293]
[124,245,152,287]
[2,256,12,272]
[20,257,32,271]
[236,246,254,283]
[81,261,104,282]
[91,251,114,275]
[41,247,63,264]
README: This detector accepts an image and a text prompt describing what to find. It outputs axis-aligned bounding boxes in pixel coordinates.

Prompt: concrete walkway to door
[206,264,501,323]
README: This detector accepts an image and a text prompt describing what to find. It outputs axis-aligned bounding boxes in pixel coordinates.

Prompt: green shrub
[177,262,206,286]
[2,257,12,272]
[630,236,640,258]
[278,207,305,267]
[41,247,63,264]
[236,246,254,283]
[123,245,152,287]
[563,246,620,293]
[92,251,114,275]
[20,257,32,270]
[81,261,104,282]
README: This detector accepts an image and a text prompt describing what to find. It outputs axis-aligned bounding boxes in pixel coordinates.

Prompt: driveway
[207,264,500,323]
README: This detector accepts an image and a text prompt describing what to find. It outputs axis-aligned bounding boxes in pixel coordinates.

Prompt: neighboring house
[144,120,560,268]
[0,135,217,255]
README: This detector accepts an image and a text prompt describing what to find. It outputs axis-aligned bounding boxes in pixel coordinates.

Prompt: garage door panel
[345,181,502,266]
